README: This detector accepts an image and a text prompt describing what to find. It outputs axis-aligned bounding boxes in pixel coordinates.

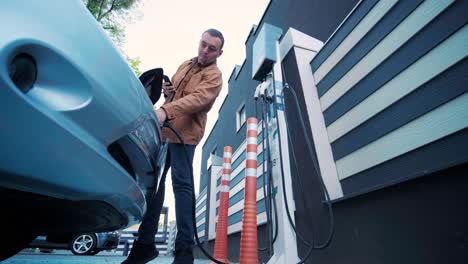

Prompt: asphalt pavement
[3,250,212,264]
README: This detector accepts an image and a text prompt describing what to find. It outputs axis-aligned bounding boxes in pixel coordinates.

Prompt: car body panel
[0,0,161,230]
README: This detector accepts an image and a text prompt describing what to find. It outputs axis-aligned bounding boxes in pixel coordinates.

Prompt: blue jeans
[137,143,196,250]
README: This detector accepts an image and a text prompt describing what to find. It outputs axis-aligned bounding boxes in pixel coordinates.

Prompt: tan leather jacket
[161,58,222,145]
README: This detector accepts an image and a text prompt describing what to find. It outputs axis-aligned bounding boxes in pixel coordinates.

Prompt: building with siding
[195,0,468,263]
[194,0,359,262]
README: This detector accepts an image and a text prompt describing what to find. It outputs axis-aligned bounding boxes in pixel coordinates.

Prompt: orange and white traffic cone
[239,118,259,264]
[210,146,232,264]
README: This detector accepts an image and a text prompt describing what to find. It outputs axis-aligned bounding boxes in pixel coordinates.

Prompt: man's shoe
[171,246,194,264]
[121,240,159,264]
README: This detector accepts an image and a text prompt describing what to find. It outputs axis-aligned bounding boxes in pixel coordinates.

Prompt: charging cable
[162,121,227,264]
[255,93,279,257]
[270,65,335,264]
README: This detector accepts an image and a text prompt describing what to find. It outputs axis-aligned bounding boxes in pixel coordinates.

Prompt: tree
[127,56,142,76]
[83,0,142,74]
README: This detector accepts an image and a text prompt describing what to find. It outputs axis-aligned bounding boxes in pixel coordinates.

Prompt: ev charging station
[252,23,299,263]
[251,23,344,263]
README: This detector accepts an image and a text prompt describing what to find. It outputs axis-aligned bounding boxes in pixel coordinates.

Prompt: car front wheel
[70,234,97,255]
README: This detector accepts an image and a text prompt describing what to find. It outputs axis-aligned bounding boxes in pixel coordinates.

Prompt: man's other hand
[162,82,175,97]
[155,108,167,125]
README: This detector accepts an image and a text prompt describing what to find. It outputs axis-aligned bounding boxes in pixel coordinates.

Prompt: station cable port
[255,66,336,264]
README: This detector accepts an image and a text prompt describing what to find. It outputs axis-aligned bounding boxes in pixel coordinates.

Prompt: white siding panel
[337,93,468,179]
[328,26,468,142]
[320,0,454,111]
[314,0,399,83]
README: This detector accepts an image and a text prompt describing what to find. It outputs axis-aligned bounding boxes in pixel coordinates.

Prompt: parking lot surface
[4,251,212,264]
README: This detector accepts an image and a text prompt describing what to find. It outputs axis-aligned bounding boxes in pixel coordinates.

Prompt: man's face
[197,32,223,66]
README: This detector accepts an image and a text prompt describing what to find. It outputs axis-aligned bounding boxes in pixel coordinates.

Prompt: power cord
[255,99,272,254]
[263,98,280,254]
[268,71,313,253]
[163,121,227,264]
[256,77,315,263]
[269,64,335,264]
[282,84,335,249]
[255,96,279,256]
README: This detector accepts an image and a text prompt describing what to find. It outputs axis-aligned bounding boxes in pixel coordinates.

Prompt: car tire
[69,233,97,255]
[86,249,101,255]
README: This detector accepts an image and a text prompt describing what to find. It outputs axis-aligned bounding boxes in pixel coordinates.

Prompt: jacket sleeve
[161,69,222,120]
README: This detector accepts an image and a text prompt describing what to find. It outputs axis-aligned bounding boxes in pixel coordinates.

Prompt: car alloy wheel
[70,234,96,255]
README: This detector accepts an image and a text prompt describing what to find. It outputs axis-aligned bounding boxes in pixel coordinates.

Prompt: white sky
[123,0,270,223]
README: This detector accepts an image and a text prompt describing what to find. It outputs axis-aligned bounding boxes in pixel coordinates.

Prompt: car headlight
[128,119,161,165]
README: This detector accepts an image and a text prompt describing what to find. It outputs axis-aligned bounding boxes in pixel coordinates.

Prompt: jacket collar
[191,56,217,68]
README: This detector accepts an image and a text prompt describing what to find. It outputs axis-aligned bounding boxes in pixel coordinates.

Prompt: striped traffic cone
[210,146,232,264]
[239,118,259,264]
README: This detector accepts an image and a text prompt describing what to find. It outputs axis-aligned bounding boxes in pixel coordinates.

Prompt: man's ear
[218,49,223,58]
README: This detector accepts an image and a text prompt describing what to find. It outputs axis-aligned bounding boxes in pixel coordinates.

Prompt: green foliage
[127,56,142,76]
[83,0,142,75]
[84,0,137,22]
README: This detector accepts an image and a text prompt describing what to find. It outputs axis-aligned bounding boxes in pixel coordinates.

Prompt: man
[122,29,224,264]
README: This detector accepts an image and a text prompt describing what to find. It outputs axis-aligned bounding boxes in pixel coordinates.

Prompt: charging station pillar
[252,23,300,264]
[278,28,343,200]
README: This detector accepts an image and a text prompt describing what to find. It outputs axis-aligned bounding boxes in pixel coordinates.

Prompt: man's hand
[155,108,167,125]
[162,82,175,97]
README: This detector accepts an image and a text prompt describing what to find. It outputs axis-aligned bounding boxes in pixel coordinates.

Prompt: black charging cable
[262,97,280,253]
[265,73,314,264]
[255,100,272,254]
[265,72,313,253]
[255,96,279,257]
[270,64,335,264]
[162,121,227,264]
[280,76,335,250]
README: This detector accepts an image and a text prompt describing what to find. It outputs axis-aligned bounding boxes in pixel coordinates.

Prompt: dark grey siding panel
[340,129,468,197]
[196,188,207,204]
[323,1,468,126]
[230,169,245,190]
[195,213,205,223]
[272,0,360,44]
[316,0,424,96]
[197,223,205,232]
[229,190,244,207]
[231,152,245,172]
[195,199,207,213]
[309,164,468,264]
[311,0,380,72]
[199,187,207,198]
[331,59,468,160]
[200,122,218,192]
[282,49,333,258]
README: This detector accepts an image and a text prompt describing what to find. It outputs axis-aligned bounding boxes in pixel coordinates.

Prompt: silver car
[0,0,166,260]
[29,231,121,255]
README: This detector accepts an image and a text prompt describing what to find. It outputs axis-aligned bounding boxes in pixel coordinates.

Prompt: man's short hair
[204,28,224,50]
